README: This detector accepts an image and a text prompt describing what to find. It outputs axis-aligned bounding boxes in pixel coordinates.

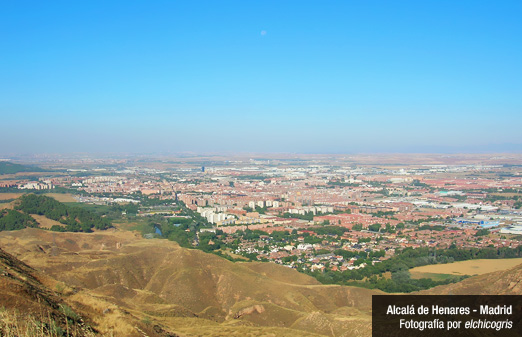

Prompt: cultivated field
[410,258,522,279]
[44,193,78,203]
[0,193,24,200]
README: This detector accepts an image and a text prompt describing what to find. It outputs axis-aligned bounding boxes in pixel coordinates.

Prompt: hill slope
[0,246,96,336]
[0,228,376,336]
[3,226,522,336]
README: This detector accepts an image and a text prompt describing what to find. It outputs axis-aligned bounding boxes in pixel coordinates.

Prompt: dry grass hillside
[0,228,376,336]
[419,261,522,295]
[0,246,97,336]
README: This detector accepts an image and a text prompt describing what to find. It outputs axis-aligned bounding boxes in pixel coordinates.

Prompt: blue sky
[1,1,521,154]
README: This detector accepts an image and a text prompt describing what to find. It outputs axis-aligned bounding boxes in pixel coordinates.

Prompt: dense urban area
[2,155,522,292]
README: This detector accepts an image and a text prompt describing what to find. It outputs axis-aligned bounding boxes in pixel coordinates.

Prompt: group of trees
[411,179,432,189]
[155,216,196,247]
[367,224,381,232]
[280,212,315,220]
[0,209,39,231]
[139,196,176,207]
[0,162,46,174]
[198,231,225,252]
[332,248,385,260]
[327,181,361,188]
[15,194,112,232]
[306,245,522,293]
[244,205,268,214]
[352,223,397,234]
[108,203,139,216]
[417,224,445,231]
[368,210,396,218]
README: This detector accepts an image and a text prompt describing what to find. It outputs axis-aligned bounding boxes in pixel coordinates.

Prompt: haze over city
[2,1,521,154]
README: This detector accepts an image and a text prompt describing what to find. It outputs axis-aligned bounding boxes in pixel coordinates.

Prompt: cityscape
[2,154,522,293]
[1,1,521,336]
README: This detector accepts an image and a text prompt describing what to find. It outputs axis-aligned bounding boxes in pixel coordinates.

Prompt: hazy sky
[1,1,521,154]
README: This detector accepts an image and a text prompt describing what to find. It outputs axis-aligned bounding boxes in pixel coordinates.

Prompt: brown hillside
[418,262,522,295]
[243,261,321,285]
[0,228,377,336]
[0,246,97,336]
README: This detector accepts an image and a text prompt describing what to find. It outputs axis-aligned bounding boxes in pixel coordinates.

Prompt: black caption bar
[372,295,522,337]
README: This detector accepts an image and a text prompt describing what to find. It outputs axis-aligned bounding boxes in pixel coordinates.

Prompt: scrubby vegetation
[0,209,39,231]
[306,246,522,292]
[0,307,98,337]
[14,194,112,232]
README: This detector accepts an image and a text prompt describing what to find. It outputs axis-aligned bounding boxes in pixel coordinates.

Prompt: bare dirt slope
[0,228,376,336]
